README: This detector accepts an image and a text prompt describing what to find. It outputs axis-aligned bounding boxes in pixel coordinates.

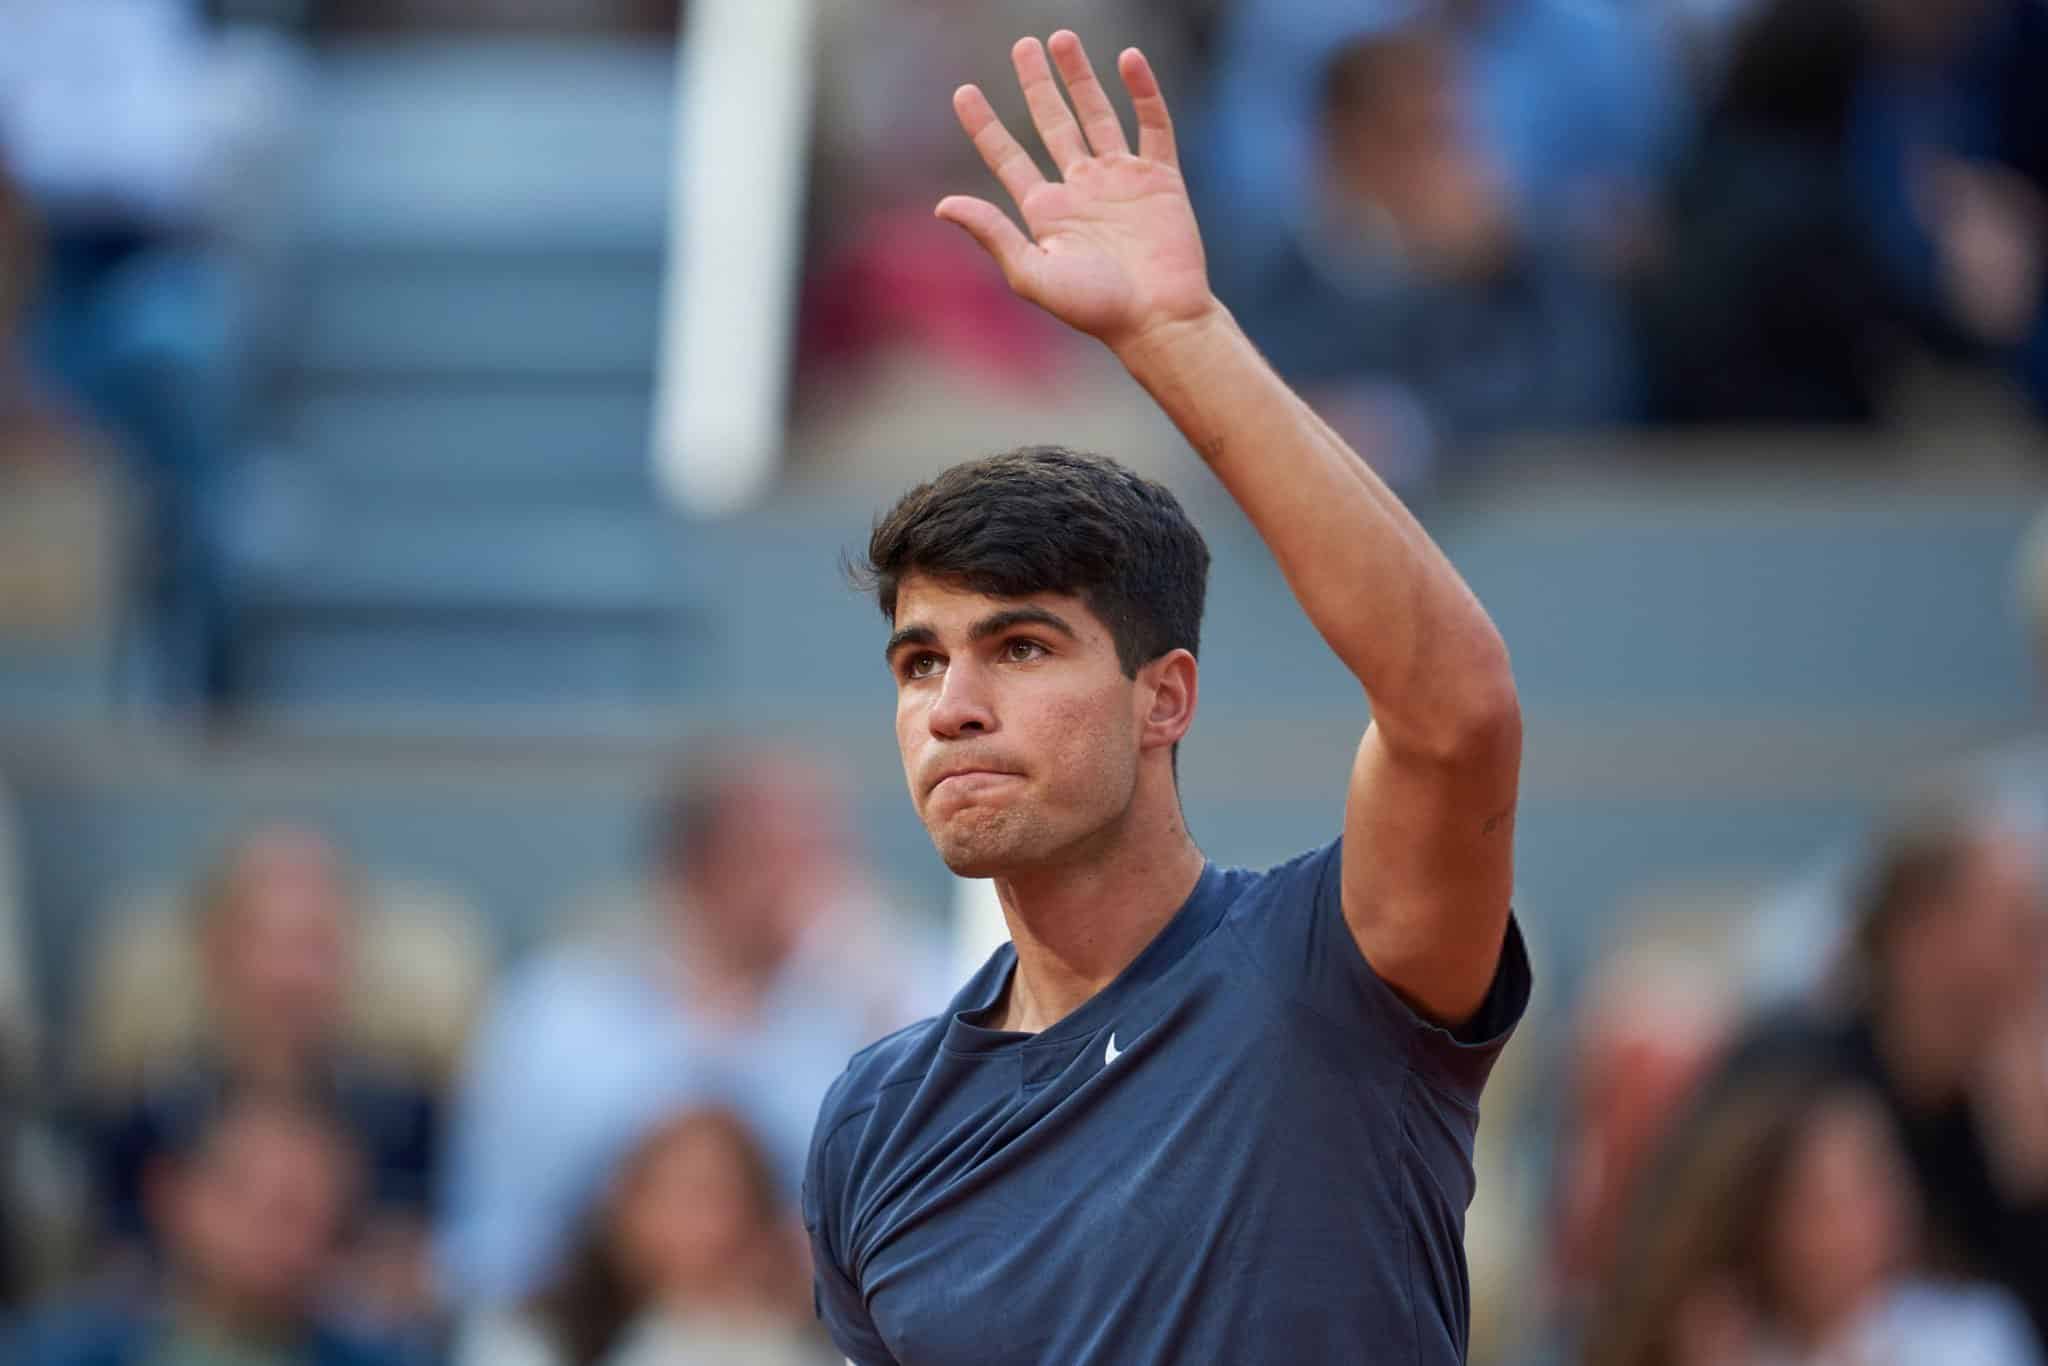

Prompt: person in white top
[1587,1058,2042,1366]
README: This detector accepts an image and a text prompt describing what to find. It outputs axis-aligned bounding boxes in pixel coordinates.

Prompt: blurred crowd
[0,750,945,1365]
[1488,513,2048,1366]
[802,0,2048,491]
[0,1,2046,1364]
[1,0,2044,708]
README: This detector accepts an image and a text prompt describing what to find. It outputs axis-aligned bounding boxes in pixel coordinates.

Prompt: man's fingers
[935,195,1037,288]
[952,84,1047,211]
[1118,47,1178,169]
[1048,31,1130,158]
[1010,37,1091,175]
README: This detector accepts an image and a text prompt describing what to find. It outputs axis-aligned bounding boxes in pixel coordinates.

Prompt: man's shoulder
[815,1012,947,1149]
[1213,840,1343,927]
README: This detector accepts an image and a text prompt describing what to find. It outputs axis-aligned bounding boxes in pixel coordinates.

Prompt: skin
[909,33,1520,1032]
[1765,1094,1914,1350]
[889,579,1201,1032]
[157,1107,356,1339]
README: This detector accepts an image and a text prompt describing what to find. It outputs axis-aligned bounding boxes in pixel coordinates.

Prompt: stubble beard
[926,798,1067,879]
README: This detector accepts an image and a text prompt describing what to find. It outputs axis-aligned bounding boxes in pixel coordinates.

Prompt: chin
[926,809,1050,879]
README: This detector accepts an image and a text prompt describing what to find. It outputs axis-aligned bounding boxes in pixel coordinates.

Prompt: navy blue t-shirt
[804,840,1532,1365]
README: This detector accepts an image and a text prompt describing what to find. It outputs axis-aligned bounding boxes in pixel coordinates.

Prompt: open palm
[938,33,1214,353]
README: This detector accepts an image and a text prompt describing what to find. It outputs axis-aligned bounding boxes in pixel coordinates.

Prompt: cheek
[1037,685,1137,790]
[896,694,925,777]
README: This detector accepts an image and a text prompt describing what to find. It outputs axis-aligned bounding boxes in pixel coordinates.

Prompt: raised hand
[937,32,1217,355]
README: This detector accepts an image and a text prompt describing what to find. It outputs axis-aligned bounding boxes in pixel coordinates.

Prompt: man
[804,32,1530,1365]
[441,750,937,1304]
[15,1088,414,1366]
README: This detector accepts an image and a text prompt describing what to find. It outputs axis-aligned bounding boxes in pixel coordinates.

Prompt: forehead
[890,574,1109,641]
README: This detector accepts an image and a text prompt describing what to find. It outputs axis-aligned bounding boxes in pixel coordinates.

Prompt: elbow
[1441,662,1521,766]
[1384,640,1521,766]
[1452,676,1522,765]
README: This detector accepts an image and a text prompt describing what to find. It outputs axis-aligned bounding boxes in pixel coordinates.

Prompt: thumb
[936,195,1036,292]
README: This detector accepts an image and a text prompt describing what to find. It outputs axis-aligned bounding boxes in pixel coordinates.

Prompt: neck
[171,1283,301,1349]
[669,896,777,1021]
[990,795,1205,1034]
[217,1023,320,1090]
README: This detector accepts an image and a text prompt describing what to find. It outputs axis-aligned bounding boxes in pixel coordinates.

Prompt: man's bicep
[1339,719,1518,1030]
[805,1125,900,1366]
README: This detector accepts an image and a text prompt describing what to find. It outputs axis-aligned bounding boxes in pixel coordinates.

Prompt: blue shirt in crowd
[804,840,1532,1366]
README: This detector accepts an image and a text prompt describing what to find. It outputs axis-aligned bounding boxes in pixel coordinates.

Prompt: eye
[903,652,944,680]
[1002,638,1048,663]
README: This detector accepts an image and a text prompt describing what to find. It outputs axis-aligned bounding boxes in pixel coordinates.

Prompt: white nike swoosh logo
[1104,1032,1124,1065]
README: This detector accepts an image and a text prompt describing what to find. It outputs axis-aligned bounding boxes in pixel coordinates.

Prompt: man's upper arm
[1340,710,1520,1030]
[805,1097,900,1366]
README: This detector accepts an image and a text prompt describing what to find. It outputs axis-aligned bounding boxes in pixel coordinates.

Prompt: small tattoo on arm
[1481,806,1514,836]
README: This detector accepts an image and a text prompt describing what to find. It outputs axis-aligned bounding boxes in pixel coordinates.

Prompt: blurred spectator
[0,0,301,706]
[79,828,442,1333]
[1588,1057,2041,1366]
[801,0,1211,407]
[1228,18,1638,492]
[1636,0,1902,424]
[1819,802,2048,1340]
[1198,0,1679,284]
[0,167,129,670]
[1639,0,2048,424]
[14,1086,416,1366]
[1,167,115,473]
[439,749,940,1306]
[800,2,1196,400]
[1861,0,2048,414]
[1541,937,1737,1354]
[1749,506,2048,1004]
[1735,790,2048,1344]
[454,1104,831,1366]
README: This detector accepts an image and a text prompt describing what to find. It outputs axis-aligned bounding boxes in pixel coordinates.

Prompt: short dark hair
[854,447,1211,677]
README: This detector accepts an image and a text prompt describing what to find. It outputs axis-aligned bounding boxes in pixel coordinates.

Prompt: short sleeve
[1232,839,1532,1104]
[803,1097,898,1366]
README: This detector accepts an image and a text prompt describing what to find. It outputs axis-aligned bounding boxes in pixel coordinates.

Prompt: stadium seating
[228,39,699,715]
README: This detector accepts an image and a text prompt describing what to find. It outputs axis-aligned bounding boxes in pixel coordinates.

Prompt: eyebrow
[883,607,1079,663]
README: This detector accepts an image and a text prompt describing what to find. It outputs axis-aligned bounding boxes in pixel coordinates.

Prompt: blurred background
[1,0,2046,1363]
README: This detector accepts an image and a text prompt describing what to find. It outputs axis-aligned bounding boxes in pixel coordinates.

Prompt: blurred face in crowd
[155,1102,357,1326]
[608,1109,775,1305]
[890,575,1168,879]
[1887,830,2046,1041]
[1321,29,1509,279]
[203,829,356,1058]
[1764,1091,1914,1343]
[682,761,853,975]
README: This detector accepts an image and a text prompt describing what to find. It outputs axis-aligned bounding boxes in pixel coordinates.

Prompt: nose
[929,658,996,739]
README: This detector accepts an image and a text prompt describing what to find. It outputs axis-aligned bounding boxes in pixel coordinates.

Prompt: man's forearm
[1115,304,1515,756]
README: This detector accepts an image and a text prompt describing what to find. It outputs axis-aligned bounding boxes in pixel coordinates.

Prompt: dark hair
[854,447,1211,677]
[1711,0,1872,140]
[1842,792,1998,1007]
[646,749,746,878]
[1586,1052,1882,1366]
[528,1106,786,1366]
[1319,24,1446,128]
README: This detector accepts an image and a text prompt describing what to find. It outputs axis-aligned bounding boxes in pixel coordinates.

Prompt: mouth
[929,769,1021,798]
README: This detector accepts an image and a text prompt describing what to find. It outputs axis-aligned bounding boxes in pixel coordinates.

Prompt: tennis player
[805,31,1531,1365]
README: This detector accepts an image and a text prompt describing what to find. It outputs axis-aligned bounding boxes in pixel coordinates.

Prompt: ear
[1136,649,1198,753]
